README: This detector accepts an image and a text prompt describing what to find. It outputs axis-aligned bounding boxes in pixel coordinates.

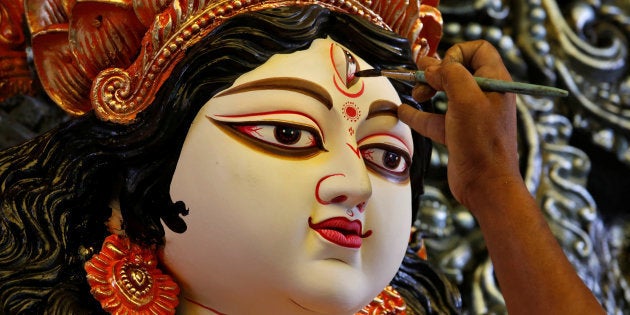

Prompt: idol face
[163,38,414,314]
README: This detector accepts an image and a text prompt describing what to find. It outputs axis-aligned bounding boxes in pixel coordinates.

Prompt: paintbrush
[354,69,569,98]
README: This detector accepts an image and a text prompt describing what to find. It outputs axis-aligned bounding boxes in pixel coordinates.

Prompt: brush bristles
[354,69,382,77]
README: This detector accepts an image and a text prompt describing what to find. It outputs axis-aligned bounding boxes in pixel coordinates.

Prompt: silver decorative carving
[418,0,630,313]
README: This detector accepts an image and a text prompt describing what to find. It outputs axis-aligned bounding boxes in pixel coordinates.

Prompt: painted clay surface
[165,38,413,314]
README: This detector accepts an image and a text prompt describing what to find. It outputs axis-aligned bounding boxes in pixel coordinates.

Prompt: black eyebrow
[366,100,399,120]
[215,77,333,110]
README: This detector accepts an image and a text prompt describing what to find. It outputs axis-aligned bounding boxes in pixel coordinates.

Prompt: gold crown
[19,0,442,124]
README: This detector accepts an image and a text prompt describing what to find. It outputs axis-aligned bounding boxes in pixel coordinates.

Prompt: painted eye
[228,123,325,158]
[234,124,319,149]
[209,112,327,158]
[361,145,411,182]
[274,125,302,145]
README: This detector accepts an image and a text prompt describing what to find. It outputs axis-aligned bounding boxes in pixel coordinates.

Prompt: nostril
[331,195,348,203]
[356,202,366,213]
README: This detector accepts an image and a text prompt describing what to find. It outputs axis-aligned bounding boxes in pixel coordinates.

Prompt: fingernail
[412,84,435,102]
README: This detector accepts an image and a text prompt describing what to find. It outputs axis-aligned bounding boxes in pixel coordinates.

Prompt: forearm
[402,40,606,313]
[467,178,605,315]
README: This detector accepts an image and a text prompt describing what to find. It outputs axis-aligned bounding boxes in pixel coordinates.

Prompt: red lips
[308,217,372,248]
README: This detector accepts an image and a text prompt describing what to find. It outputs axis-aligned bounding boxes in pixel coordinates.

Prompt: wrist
[459,175,535,225]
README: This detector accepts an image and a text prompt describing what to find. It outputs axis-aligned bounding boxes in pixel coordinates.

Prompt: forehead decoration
[331,44,364,98]
[332,44,360,90]
[2,0,442,124]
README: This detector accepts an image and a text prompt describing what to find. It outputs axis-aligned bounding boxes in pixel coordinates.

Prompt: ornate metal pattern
[417,1,630,313]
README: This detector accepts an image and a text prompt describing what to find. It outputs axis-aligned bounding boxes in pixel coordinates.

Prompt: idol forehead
[227,37,402,105]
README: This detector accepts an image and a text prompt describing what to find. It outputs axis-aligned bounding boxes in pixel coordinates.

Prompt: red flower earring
[85,234,180,314]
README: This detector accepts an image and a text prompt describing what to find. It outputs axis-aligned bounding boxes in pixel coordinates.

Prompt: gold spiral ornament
[92,68,138,123]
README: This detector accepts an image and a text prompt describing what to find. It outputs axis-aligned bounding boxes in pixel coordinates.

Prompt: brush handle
[413,71,568,97]
[379,70,569,98]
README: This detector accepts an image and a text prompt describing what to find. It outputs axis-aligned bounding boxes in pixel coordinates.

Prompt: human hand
[399,40,520,214]
[400,41,607,315]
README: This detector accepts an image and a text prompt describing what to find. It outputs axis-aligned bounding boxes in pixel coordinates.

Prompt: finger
[398,104,445,145]
[443,40,511,82]
[411,83,436,103]
[416,55,441,70]
[413,56,441,101]
[425,61,487,111]
[438,62,486,109]
[441,43,517,112]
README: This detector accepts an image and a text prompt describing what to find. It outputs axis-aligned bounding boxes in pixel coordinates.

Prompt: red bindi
[342,102,361,122]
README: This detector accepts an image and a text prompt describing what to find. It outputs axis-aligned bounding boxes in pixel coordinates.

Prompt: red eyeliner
[210,110,326,142]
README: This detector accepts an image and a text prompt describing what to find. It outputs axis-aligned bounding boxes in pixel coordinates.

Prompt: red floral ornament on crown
[85,234,180,314]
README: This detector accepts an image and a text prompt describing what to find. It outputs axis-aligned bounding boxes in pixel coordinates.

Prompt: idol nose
[315,142,372,209]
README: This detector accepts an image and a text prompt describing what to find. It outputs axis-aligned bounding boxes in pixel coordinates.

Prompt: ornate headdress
[1,0,442,124]
[0,0,32,100]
